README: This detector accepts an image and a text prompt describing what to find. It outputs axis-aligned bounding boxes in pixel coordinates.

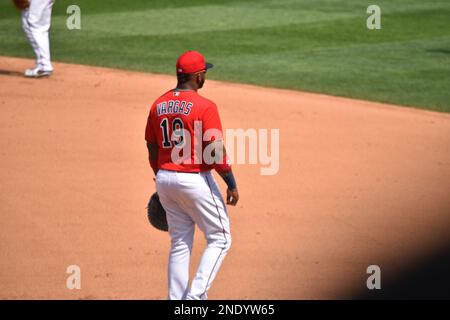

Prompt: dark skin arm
[146,141,159,176]
[207,140,239,206]
[218,170,239,206]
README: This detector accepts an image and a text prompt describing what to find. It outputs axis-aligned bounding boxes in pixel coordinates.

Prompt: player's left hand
[226,188,239,206]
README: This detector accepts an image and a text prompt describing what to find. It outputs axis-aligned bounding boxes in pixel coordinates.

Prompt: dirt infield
[1,56,449,299]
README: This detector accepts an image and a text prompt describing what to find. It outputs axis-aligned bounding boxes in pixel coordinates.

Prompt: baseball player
[145,51,239,300]
[17,0,55,77]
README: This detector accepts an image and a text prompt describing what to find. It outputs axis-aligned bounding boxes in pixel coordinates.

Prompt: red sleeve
[201,102,231,173]
[145,105,157,143]
[214,155,232,173]
[202,103,223,142]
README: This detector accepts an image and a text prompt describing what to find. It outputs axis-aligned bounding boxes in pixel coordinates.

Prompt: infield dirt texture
[1,0,450,299]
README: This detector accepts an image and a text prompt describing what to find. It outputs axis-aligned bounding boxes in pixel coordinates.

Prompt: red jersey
[145,89,225,173]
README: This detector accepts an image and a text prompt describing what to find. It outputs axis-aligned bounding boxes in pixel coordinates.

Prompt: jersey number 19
[160,118,185,148]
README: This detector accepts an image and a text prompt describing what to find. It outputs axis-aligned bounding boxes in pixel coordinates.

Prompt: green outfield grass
[1,0,449,112]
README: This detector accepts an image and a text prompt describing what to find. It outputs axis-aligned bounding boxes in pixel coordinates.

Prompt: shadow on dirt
[0,69,24,77]
[351,241,450,299]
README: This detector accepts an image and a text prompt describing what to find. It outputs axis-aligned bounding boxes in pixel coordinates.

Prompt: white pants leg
[25,0,55,71]
[21,9,40,68]
[156,170,232,300]
[164,195,195,300]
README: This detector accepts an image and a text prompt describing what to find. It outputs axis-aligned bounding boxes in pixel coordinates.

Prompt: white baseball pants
[156,169,232,300]
[21,0,55,71]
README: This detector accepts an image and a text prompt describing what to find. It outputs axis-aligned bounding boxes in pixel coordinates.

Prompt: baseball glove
[12,0,30,10]
[147,192,168,232]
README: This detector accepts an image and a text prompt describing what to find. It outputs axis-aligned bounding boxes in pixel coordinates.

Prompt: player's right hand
[226,188,239,206]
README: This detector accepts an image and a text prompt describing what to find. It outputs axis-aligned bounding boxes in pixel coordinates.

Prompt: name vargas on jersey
[157,100,193,116]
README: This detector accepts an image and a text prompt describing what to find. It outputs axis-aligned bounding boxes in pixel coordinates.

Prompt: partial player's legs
[156,170,232,300]
[184,172,232,300]
[21,9,40,67]
[24,0,55,76]
[156,170,195,300]
[165,201,195,300]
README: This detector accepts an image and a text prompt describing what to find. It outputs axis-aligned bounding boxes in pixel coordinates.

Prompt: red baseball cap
[176,51,214,74]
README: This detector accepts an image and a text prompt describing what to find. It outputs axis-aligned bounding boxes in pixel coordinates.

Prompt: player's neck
[175,83,198,92]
